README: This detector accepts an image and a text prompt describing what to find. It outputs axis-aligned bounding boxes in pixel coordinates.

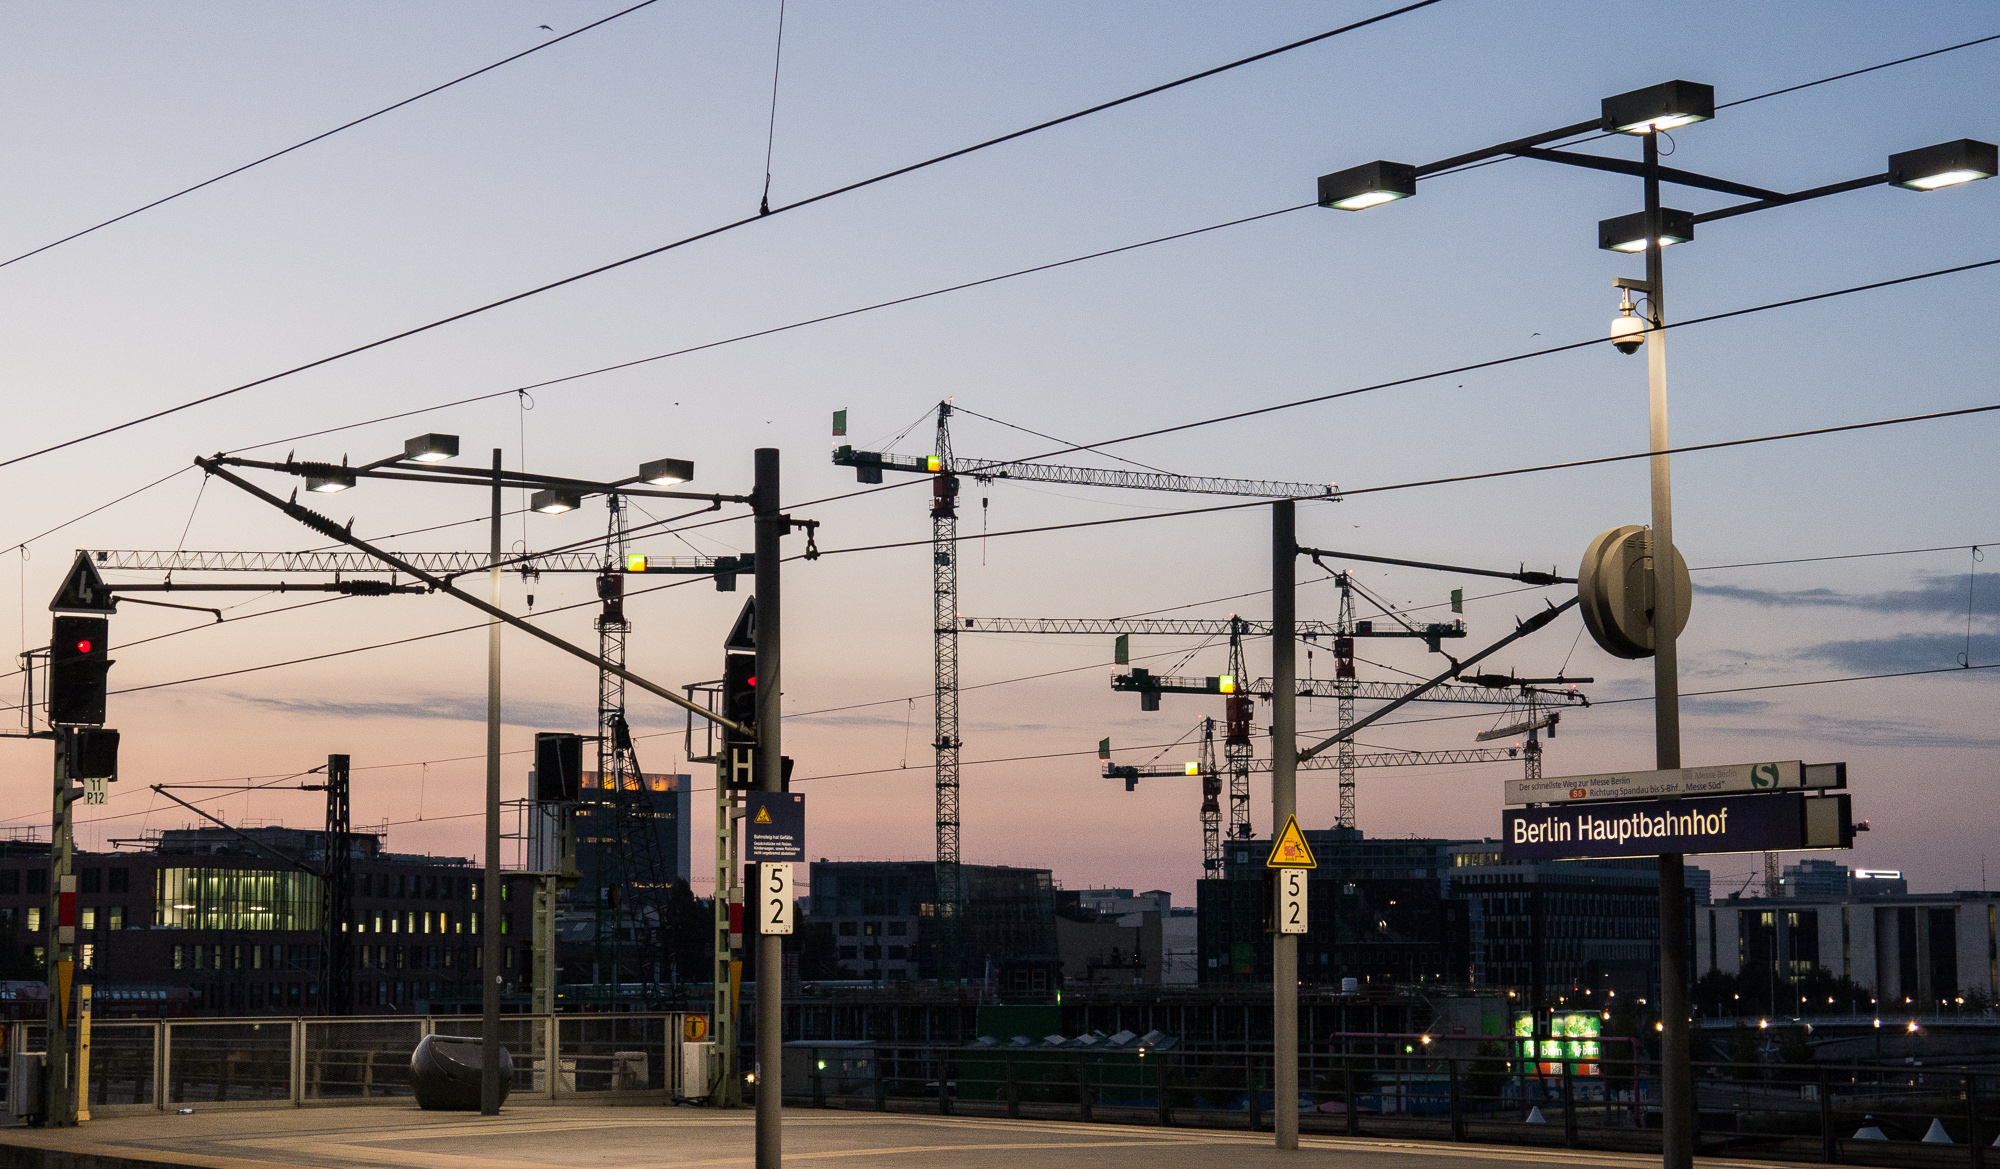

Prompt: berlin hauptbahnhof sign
[1502,790,1855,862]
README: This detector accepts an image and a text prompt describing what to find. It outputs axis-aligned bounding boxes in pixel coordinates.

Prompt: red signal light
[747,675,757,687]
[76,640,93,654]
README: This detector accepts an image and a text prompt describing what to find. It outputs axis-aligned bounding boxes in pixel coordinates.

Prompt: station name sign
[1501,791,1852,862]
[1503,760,1844,807]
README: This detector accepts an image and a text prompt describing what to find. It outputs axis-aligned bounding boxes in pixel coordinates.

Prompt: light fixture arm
[215,455,753,505]
[194,457,751,736]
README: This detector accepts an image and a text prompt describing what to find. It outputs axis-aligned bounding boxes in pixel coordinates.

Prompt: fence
[29,1013,692,1114]
[774,1043,1998,1169]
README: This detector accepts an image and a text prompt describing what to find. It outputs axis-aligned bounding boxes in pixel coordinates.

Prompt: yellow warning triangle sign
[753,807,773,824]
[1265,815,1317,869]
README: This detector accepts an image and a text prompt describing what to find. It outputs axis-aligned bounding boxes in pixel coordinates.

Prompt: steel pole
[1643,131,1693,1169]
[482,448,504,1116]
[1271,500,1298,1150]
[43,733,74,1127]
[753,448,783,1168]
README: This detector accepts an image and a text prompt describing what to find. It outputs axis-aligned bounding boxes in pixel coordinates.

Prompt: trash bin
[411,1035,513,1111]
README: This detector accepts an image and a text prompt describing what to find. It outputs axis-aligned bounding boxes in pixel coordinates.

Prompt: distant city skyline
[1,2,1994,905]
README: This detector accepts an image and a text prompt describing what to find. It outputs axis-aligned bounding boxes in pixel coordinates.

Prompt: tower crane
[832,402,1335,983]
[1101,717,1525,876]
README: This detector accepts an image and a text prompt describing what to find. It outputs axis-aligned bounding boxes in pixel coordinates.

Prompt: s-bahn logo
[1750,763,1781,789]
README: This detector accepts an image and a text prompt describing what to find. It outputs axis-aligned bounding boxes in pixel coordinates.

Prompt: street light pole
[1270,500,1298,1150]
[752,448,783,1169]
[1641,131,1694,1169]
[482,447,504,1116]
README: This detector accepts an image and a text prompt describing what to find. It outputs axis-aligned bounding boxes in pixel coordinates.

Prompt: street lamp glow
[531,488,582,514]
[639,457,695,486]
[1599,209,1694,253]
[403,433,460,463]
[1317,160,1417,211]
[307,470,355,493]
[1889,139,1997,190]
[1600,80,1714,135]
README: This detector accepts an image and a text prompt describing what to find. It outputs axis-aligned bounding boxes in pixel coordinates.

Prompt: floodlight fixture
[403,433,460,463]
[1601,80,1714,135]
[531,488,582,514]
[639,457,695,486]
[307,469,355,493]
[1598,208,1694,252]
[1888,138,1998,190]
[1317,160,1417,210]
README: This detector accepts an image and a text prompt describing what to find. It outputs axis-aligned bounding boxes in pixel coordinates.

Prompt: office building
[1697,889,2000,1006]
[805,860,1059,993]
[0,827,483,1015]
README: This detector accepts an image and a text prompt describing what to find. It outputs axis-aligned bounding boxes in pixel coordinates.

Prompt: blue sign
[744,791,804,862]
[1502,792,1820,861]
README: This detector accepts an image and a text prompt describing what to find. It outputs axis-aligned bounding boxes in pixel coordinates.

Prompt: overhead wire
[0,1,1440,475]
[13,29,1993,550]
[0,0,670,273]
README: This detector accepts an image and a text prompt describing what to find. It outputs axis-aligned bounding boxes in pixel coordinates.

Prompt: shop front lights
[639,457,695,486]
[403,433,460,463]
[1889,139,1998,191]
[1317,160,1416,211]
[1598,208,1694,253]
[1601,80,1714,135]
[531,488,583,514]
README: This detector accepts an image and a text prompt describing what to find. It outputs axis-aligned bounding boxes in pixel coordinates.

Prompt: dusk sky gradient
[1,2,1995,905]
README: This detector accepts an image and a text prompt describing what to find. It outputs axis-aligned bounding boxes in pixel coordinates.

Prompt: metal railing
[69,1013,690,1113]
[776,1043,1997,1168]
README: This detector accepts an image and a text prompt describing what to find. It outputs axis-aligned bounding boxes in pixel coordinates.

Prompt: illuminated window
[153,868,322,932]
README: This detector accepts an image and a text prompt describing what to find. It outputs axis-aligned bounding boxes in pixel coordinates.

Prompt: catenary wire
[0,3,1439,475]
[804,400,2000,559]
[0,1,669,273]
[16,31,1990,545]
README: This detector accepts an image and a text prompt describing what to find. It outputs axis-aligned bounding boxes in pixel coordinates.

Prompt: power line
[956,257,2000,474]
[0,1,669,273]
[0,2,1439,475]
[804,399,2000,559]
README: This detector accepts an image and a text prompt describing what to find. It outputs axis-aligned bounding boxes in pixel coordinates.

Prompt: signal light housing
[49,615,110,726]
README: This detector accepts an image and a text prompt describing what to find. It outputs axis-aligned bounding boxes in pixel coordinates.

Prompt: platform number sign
[759,862,794,935]
[83,777,107,805]
[1276,869,1308,935]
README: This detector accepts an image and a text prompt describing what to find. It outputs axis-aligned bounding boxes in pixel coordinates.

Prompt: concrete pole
[753,448,783,1168]
[1642,131,1693,1169]
[1271,500,1298,1150]
[482,448,505,1115]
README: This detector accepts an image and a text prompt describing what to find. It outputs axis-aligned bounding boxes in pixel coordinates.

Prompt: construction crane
[84,542,732,1007]
[964,612,1470,849]
[832,402,1335,982]
[1102,719,1521,874]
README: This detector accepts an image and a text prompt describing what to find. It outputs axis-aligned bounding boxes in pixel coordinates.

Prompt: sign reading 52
[1276,869,1308,935]
[759,862,794,936]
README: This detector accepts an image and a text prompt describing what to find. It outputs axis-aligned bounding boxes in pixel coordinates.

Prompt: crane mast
[835,402,1327,984]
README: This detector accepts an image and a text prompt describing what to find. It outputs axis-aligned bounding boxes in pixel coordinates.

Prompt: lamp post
[1315,83,1992,1169]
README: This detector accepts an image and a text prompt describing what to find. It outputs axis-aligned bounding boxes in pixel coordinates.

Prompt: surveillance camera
[1610,313,1645,354]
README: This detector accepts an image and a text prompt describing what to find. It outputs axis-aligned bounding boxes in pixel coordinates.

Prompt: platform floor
[2,1103,1813,1169]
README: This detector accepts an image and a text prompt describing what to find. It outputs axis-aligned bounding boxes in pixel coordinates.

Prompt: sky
[0,1,1995,907]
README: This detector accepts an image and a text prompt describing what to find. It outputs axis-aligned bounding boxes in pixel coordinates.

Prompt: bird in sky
[538,24,553,31]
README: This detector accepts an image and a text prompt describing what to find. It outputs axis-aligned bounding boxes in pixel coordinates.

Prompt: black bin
[411,1034,514,1110]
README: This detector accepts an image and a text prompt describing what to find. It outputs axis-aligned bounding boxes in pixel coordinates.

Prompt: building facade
[805,861,1059,992]
[1696,890,2000,1006]
[0,827,485,1015]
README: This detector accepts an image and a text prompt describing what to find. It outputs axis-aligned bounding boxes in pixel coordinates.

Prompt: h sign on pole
[1277,870,1308,935]
[759,863,794,935]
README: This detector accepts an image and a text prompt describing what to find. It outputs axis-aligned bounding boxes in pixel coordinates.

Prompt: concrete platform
[0,1104,1816,1169]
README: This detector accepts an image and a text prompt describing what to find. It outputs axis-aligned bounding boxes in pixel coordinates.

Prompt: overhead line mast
[835,402,1332,981]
